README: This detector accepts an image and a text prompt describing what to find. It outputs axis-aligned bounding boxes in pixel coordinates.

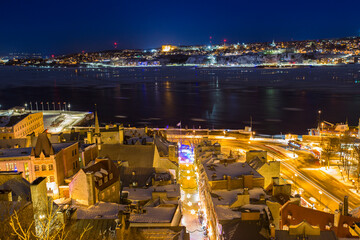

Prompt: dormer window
[98,179,103,186]
[104,176,108,183]
[109,173,113,180]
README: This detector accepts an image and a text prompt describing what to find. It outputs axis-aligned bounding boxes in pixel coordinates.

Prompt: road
[218,139,360,212]
[169,133,360,213]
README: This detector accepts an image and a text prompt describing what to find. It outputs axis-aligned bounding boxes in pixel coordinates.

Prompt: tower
[94,105,101,150]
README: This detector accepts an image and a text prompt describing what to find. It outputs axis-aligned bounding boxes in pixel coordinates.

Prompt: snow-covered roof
[211,189,244,206]
[76,202,127,219]
[129,205,177,223]
[204,161,263,181]
[100,168,108,175]
[215,206,242,221]
[94,171,103,178]
[123,184,180,202]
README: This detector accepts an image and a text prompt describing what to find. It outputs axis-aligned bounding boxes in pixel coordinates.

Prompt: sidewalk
[320,166,360,193]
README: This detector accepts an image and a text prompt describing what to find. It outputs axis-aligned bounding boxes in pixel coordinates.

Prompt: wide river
[1,65,360,135]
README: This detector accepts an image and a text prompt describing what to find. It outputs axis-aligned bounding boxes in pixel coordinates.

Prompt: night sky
[1,0,360,55]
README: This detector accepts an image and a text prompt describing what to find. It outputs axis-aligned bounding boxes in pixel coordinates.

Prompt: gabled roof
[281,202,360,238]
[99,144,155,168]
[83,159,120,191]
[31,133,54,157]
[120,167,156,188]
[0,178,31,202]
[220,219,268,240]
[247,156,265,170]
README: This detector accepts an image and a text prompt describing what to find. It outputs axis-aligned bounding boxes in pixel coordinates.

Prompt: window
[104,176,108,183]
[98,179,102,186]
[109,173,113,180]
[112,186,115,192]
[101,192,105,199]
[42,165,46,171]
[34,165,39,171]
[73,162,76,170]
[48,164,53,170]
[50,176,55,182]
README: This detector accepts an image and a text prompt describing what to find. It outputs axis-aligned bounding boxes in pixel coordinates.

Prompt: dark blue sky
[1,0,360,55]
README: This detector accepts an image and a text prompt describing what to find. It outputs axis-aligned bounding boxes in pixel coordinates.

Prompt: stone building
[247,154,280,189]
[0,133,81,196]
[69,159,120,206]
[0,111,44,139]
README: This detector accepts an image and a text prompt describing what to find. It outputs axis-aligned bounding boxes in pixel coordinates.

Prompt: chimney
[334,209,340,227]
[227,175,232,191]
[86,172,96,205]
[119,126,124,144]
[339,202,343,215]
[31,177,48,236]
[87,131,92,144]
[270,223,276,239]
[272,177,280,186]
[0,190,12,201]
[344,196,349,216]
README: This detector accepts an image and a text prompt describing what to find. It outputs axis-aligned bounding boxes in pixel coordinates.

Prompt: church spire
[95,104,100,135]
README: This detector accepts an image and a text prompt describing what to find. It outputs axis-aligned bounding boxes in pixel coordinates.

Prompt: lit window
[34,165,39,171]
[49,164,53,170]
[42,165,46,171]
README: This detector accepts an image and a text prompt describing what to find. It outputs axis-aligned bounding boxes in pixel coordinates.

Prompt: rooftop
[0,147,32,158]
[129,205,178,223]
[0,112,29,128]
[99,144,156,168]
[204,161,263,181]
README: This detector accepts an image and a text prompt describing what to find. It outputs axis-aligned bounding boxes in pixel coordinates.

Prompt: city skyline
[1,0,360,55]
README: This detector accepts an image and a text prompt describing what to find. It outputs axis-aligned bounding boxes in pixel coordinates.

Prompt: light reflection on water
[1,66,360,134]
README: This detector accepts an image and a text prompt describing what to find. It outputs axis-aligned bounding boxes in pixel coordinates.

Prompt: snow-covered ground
[42,111,91,133]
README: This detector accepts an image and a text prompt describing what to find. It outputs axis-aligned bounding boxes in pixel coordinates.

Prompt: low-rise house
[69,159,120,206]
[280,201,360,239]
[0,133,81,197]
[247,155,280,189]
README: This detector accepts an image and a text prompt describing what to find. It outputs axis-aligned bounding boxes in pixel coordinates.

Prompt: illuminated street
[178,144,208,239]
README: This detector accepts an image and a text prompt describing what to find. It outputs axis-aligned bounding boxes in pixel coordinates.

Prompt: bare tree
[321,141,332,169]
[9,201,92,240]
[352,145,360,191]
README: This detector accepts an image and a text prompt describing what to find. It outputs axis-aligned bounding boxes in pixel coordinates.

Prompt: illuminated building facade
[0,112,44,139]
[0,133,80,197]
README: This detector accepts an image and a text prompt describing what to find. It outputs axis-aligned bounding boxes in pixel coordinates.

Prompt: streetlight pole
[318,110,322,132]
